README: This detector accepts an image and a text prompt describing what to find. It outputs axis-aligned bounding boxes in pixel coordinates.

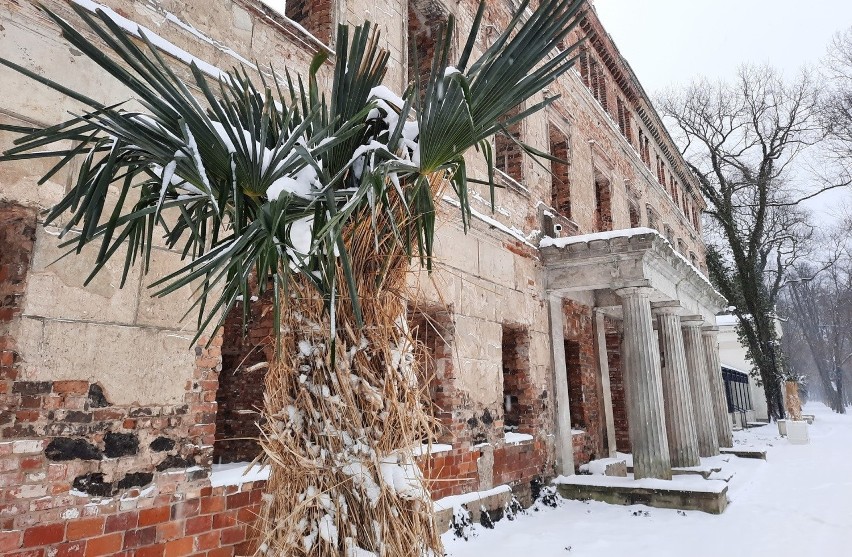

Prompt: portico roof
[540,228,726,322]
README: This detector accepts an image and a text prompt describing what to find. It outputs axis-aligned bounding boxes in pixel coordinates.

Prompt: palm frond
[0,0,586,343]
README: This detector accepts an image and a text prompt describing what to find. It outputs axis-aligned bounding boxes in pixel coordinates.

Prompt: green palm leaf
[0,0,586,344]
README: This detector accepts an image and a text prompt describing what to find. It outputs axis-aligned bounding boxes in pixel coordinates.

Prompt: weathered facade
[1,0,730,555]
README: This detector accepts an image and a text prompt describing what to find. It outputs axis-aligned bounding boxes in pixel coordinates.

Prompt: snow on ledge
[412,443,453,457]
[72,0,231,81]
[504,432,534,445]
[433,485,512,512]
[553,474,728,494]
[579,457,626,475]
[539,227,660,248]
[210,462,270,488]
[442,195,537,249]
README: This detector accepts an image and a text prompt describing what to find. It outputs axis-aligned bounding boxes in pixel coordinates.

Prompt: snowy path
[442,403,852,557]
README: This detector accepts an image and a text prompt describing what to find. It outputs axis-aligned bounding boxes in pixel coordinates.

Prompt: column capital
[614,285,655,298]
[702,325,720,334]
[651,301,683,315]
[680,315,705,326]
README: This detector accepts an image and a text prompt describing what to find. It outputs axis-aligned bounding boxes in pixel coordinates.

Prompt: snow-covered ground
[442,403,852,557]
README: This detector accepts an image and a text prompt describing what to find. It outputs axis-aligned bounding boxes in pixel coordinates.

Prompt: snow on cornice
[540,227,723,300]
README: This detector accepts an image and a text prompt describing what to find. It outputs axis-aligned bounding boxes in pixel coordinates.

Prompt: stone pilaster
[617,287,671,480]
[654,306,701,468]
[703,326,734,448]
[682,317,719,457]
[549,295,575,475]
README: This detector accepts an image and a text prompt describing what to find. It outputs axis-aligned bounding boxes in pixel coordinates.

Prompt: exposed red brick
[66,517,104,541]
[83,533,122,557]
[23,524,65,547]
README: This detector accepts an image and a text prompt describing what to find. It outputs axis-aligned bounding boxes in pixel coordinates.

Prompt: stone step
[554,475,728,514]
[719,447,767,460]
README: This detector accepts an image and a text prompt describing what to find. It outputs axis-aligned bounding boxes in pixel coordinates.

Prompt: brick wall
[549,123,572,219]
[495,106,524,183]
[0,474,265,557]
[284,0,334,44]
[0,203,37,413]
[502,325,536,434]
[408,0,447,93]
[213,298,274,464]
[561,300,605,466]
[605,318,631,453]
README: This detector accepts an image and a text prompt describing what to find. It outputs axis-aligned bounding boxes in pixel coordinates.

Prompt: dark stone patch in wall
[473,432,487,445]
[87,384,109,408]
[481,409,494,425]
[72,472,113,497]
[60,410,92,423]
[45,437,102,461]
[12,381,51,395]
[156,454,195,471]
[103,432,138,458]
[116,472,153,490]
[467,416,479,428]
[149,436,175,452]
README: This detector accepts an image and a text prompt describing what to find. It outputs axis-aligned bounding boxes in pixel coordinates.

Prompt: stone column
[548,295,575,475]
[682,317,719,457]
[654,306,701,468]
[594,310,617,458]
[703,326,734,448]
[617,287,671,480]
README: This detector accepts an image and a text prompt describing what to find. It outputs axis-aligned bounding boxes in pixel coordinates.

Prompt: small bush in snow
[451,505,476,540]
[535,486,560,509]
[504,496,525,521]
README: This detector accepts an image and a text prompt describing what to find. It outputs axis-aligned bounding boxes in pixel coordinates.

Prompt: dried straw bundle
[256,175,447,556]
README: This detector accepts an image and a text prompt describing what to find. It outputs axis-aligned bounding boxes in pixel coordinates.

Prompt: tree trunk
[256,178,444,556]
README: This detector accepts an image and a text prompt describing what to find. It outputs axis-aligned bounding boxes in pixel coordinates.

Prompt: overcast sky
[593,0,852,220]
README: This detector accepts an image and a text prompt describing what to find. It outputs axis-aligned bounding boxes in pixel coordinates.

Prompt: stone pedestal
[655,307,701,468]
[682,317,719,457]
[617,287,671,480]
[702,327,733,448]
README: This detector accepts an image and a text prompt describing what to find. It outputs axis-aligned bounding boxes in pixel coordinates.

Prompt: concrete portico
[541,229,727,480]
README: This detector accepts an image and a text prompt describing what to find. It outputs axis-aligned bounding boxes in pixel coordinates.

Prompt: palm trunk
[256,177,445,556]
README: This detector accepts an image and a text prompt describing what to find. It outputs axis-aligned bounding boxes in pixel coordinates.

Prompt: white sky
[593,0,852,220]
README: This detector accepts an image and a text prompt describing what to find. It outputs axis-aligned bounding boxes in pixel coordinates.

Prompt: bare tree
[783,219,852,413]
[658,65,822,419]
[822,26,852,186]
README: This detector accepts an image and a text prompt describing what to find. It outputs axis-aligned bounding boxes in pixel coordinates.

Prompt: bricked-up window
[579,49,608,112]
[282,0,334,44]
[628,200,640,228]
[409,305,455,443]
[502,324,532,434]
[214,297,273,463]
[549,123,571,218]
[564,340,586,429]
[642,135,651,167]
[494,105,524,183]
[617,98,633,145]
[408,0,448,94]
[646,204,659,232]
[594,171,613,232]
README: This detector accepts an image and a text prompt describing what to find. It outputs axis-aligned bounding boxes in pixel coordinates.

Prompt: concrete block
[777,419,787,436]
[25,227,141,324]
[786,420,809,445]
[17,317,197,406]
